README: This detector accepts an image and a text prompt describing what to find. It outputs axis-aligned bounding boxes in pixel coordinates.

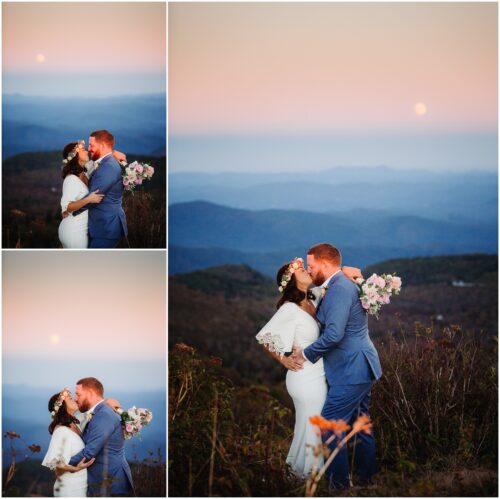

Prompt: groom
[74,130,128,248]
[292,243,382,489]
[69,377,134,497]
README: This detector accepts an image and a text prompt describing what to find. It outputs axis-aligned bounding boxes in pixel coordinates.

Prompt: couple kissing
[58,130,128,249]
[41,377,134,497]
[256,243,382,490]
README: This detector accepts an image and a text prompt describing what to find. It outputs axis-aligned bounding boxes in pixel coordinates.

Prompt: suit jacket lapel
[82,401,105,439]
[316,272,343,332]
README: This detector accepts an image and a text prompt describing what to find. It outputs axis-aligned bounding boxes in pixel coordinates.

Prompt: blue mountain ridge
[169,168,498,224]
[2,94,166,158]
[169,201,497,276]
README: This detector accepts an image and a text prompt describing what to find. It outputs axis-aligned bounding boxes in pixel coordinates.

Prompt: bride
[255,258,360,477]
[42,388,122,496]
[42,389,94,496]
[58,141,126,248]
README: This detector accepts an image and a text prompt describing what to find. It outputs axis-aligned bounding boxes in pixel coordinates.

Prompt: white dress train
[41,426,87,497]
[58,174,89,248]
[256,301,327,476]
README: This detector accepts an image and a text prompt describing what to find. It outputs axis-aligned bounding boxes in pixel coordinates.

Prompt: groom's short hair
[307,243,342,265]
[90,130,115,147]
[77,377,104,396]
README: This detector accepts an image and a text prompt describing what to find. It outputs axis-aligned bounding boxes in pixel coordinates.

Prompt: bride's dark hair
[48,393,79,435]
[61,142,86,179]
[276,262,307,309]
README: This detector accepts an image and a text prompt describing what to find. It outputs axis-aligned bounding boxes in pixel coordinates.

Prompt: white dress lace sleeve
[255,302,297,357]
[41,427,73,470]
[60,175,82,213]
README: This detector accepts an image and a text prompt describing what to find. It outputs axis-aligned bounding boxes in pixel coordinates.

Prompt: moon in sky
[49,334,60,345]
[36,53,46,64]
[414,102,427,116]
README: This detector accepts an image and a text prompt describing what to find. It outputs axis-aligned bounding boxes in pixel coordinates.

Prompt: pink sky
[3,2,165,73]
[169,2,497,134]
[3,252,165,360]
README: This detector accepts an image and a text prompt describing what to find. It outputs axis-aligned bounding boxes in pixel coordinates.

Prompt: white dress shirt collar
[95,152,112,164]
[87,399,104,415]
[320,269,342,289]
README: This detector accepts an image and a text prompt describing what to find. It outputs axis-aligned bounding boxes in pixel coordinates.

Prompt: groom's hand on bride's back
[281,355,304,371]
[57,457,96,475]
[282,347,305,371]
[292,346,307,361]
[76,457,95,470]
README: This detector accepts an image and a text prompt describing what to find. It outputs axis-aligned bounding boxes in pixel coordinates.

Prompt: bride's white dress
[41,426,87,497]
[58,174,89,248]
[256,301,327,476]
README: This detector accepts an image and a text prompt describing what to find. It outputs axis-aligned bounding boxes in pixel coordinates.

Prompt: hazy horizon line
[3,92,166,99]
[170,164,499,175]
[3,354,166,361]
[3,382,166,393]
[170,130,498,138]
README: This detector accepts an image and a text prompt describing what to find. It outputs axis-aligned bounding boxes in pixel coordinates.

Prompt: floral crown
[278,257,304,293]
[51,388,71,417]
[62,140,85,164]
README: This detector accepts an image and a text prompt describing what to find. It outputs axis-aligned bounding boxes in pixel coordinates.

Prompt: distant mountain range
[169,201,497,275]
[2,94,166,158]
[169,167,498,224]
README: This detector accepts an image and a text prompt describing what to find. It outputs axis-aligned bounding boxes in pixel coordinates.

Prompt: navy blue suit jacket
[304,272,382,387]
[69,402,133,496]
[76,155,128,240]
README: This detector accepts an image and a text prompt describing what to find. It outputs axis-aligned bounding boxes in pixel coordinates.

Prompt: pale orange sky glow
[3,2,166,73]
[3,252,166,360]
[169,2,497,134]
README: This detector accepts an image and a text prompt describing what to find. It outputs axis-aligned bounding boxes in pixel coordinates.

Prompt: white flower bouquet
[355,273,402,318]
[116,406,153,440]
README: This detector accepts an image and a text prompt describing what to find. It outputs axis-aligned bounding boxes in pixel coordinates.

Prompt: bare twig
[208,388,219,496]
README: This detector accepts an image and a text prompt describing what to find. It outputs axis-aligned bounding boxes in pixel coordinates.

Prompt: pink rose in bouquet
[120,160,155,192]
[143,165,155,178]
[357,273,402,319]
[129,161,144,174]
[390,276,402,292]
[117,406,153,440]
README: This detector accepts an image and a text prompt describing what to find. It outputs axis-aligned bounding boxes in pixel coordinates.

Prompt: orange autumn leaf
[309,415,327,427]
[328,420,350,433]
[309,415,350,433]
[352,414,373,435]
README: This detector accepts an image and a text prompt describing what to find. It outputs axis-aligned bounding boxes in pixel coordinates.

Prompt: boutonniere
[321,286,329,298]
[87,412,95,424]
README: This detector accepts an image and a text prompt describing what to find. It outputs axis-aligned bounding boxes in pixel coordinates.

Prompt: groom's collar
[87,399,104,415]
[95,152,112,165]
[320,269,342,289]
